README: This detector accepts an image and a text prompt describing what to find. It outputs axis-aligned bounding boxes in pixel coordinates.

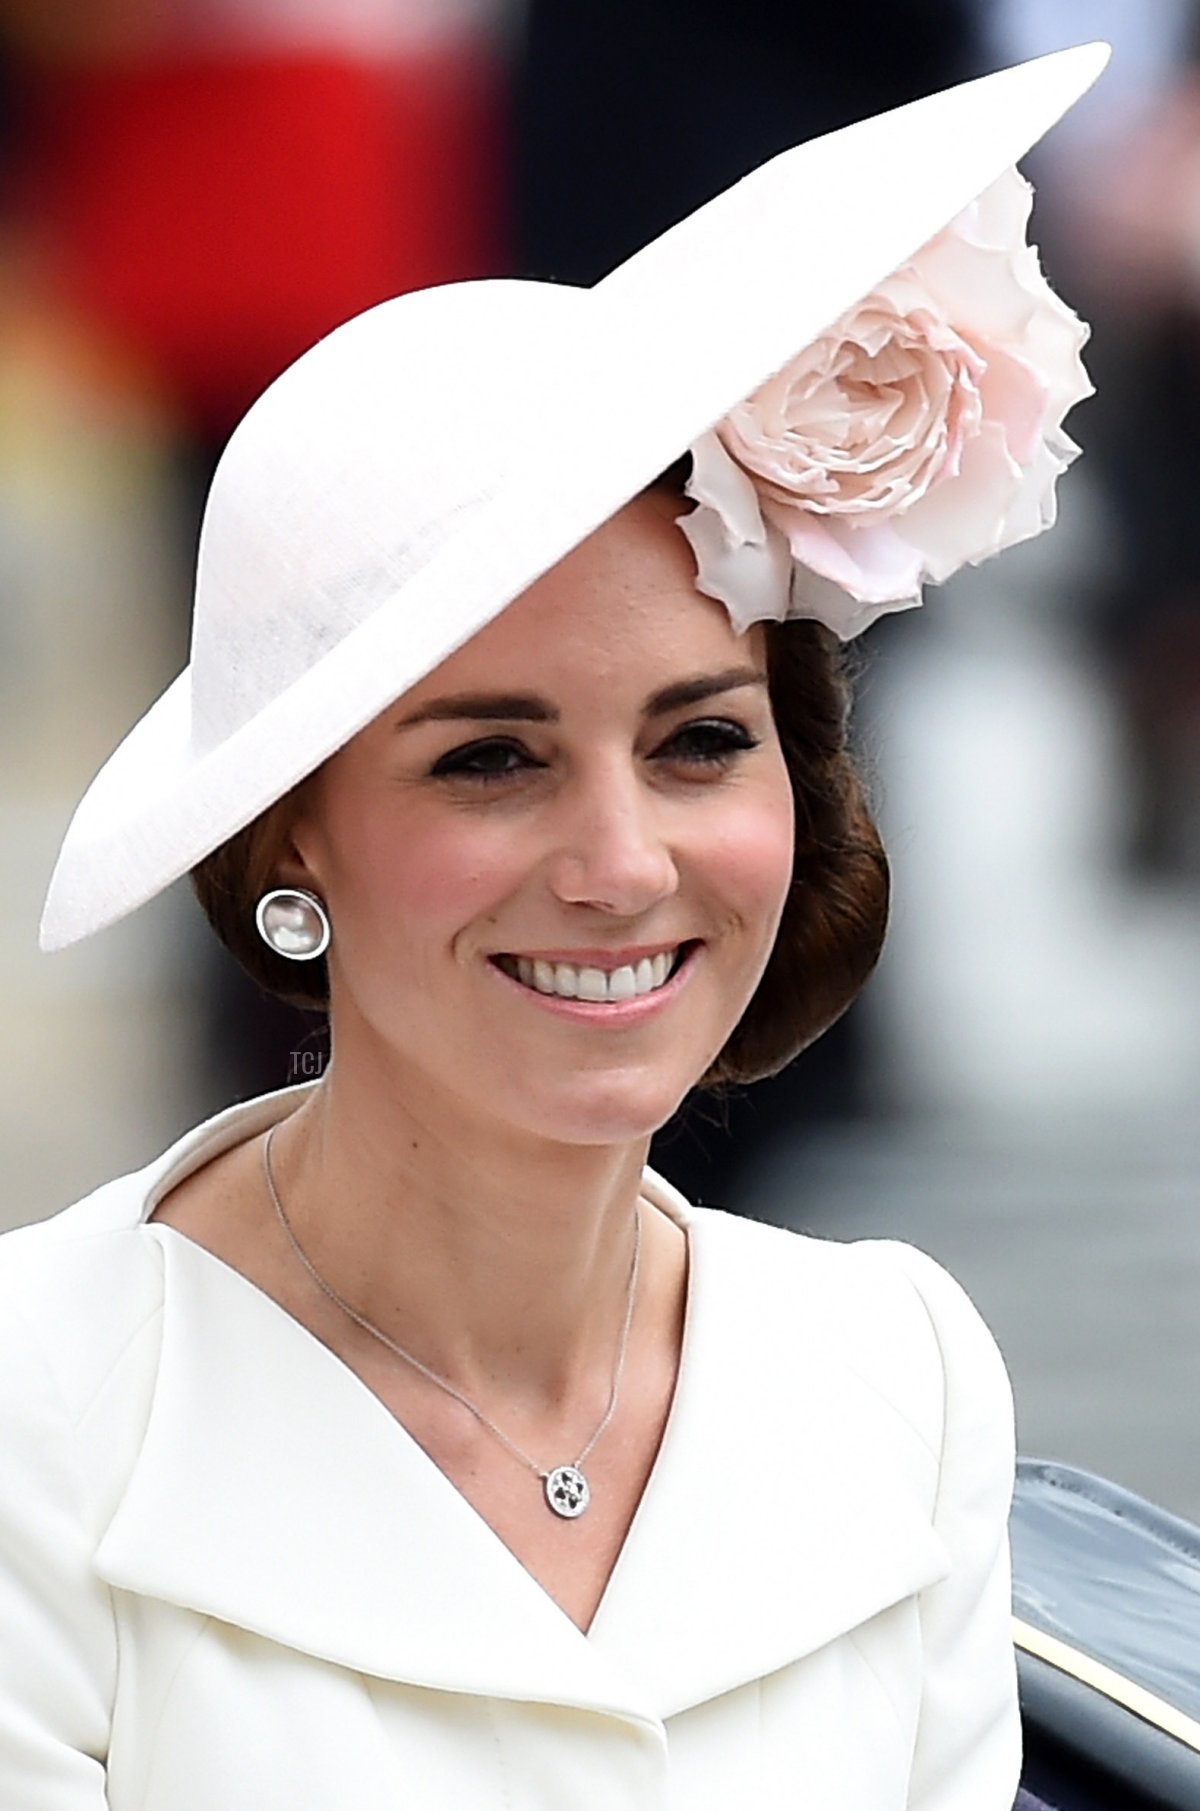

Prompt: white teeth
[608,965,637,1001]
[500,948,685,1001]
[576,966,609,1002]
[533,959,555,994]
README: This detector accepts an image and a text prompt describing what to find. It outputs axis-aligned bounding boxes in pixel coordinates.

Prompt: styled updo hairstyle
[190,467,890,1085]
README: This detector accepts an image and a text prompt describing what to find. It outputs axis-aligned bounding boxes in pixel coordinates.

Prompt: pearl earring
[254,887,331,961]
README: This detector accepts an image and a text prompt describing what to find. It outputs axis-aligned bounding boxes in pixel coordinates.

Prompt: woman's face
[286,488,795,1148]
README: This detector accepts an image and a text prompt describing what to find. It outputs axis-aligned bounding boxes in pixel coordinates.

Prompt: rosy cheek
[342,810,524,929]
[707,787,794,924]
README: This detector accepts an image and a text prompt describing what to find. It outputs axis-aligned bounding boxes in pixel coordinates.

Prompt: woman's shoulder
[683,1196,1013,1454]
[650,1164,983,1308]
[0,1082,314,1391]
[0,1174,167,1420]
[684,1189,993,1322]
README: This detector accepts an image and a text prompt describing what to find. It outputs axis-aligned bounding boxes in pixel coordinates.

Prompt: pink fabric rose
[678,167,1092,639]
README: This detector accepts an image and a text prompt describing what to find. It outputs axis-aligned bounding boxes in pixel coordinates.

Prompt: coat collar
[94,1087,950,1727]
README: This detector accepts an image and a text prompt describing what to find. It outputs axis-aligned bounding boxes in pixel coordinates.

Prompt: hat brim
[40,41,1110,951]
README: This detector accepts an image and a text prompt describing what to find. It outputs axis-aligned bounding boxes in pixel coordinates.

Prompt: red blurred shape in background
[24,44,506,432]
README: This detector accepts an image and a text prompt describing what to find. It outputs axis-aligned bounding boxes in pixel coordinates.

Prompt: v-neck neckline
[137,1086,698,1644]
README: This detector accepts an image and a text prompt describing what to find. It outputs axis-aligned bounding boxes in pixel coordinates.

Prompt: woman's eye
[660,718,760,767]
[429,737,543,782]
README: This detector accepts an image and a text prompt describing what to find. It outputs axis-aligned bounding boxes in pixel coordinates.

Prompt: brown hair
[706,617,888,1083]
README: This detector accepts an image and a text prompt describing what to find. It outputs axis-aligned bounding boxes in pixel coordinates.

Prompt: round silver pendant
[544,1464,591,1518]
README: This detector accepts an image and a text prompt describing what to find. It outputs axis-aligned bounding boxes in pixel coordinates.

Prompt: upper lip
[490,941,693,967]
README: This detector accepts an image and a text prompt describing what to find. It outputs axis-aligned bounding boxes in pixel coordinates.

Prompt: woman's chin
[501,1070,700,1151]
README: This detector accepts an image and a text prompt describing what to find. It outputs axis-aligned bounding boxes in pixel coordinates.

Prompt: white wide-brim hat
[40,42,1109,952]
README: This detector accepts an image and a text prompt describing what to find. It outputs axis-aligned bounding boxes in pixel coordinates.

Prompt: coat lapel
[95,1137,949,1726]
[588,1182,950,1717]
[95,1225,654,1725]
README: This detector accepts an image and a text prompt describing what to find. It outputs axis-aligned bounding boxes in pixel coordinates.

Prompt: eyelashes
[665,719,760,765]
[428,718,761,785]
[429,738,546,782]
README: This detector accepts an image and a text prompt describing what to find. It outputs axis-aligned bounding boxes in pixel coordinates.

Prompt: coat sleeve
[881,1243,1021,1811]
[0,1297,116,1808]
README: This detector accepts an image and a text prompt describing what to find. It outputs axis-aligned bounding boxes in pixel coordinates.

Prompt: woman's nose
[547,773,679,916]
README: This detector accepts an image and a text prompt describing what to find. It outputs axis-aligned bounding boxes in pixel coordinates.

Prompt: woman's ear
[254,781,326,901]
[273,824,324,898]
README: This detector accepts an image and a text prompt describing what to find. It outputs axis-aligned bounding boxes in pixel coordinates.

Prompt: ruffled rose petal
[791,562,922,641]
[679,432,792,632]
[763,494,927,605]
[974,342,1048,468]
[894,418,1024,583]
[677,507,794,634]
[684,429,771,544]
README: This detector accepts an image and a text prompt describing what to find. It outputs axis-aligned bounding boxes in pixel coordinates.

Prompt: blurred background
[2,1,1199,1516]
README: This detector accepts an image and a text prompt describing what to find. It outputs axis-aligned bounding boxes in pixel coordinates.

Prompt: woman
[2,44,1105,1811]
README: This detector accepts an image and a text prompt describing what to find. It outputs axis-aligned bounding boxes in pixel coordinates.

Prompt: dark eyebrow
[395,692,558,729]
[394,665,768,731]
[644,666,768,715]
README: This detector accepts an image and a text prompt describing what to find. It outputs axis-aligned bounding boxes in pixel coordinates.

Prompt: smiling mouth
[491,944,696,1003]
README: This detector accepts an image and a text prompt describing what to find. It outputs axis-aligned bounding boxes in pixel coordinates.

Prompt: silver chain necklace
[261,1124,641,1519]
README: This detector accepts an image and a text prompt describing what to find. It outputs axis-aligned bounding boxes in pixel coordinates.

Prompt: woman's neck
[265,1052,670,1417]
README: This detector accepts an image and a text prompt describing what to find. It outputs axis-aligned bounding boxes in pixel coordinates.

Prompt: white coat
[0,1082,1020,1809]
